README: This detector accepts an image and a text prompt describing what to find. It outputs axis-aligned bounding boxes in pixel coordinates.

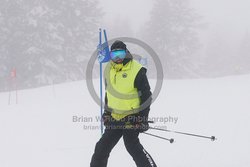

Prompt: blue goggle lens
[110,50,126,60]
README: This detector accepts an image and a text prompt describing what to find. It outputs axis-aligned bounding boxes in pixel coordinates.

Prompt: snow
[1,75,250,167]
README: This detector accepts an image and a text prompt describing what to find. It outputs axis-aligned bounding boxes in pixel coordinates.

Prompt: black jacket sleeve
[134,67,152,118]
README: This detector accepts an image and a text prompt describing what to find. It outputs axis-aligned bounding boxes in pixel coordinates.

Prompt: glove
[137,109,150,132]
[102,110,111,127]
[128,110,149,132]
[134,121,149,132]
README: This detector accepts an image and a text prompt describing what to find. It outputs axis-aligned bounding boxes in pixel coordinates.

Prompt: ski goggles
[110,50,126,60]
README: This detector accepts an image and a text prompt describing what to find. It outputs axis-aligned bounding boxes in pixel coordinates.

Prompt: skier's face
[110,49,126,64]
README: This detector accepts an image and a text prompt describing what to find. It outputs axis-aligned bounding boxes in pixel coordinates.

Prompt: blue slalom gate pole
[98,28,104,135]
[98,28,110,135]
[100,63,103,135]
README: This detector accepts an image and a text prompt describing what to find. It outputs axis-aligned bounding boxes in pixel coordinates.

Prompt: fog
[99,0,153,32]
[100,0,250,39]
[1,1,250,166]
[99,0,250,78]
[0,0,250,91]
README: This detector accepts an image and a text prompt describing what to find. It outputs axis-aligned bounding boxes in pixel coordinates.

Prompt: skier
[90,40,157,167]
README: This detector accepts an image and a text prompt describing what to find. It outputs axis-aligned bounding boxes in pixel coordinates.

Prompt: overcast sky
[99,0,250,34]
[99,0,153,31]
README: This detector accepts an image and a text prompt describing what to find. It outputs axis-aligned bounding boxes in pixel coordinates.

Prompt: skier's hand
[135,121,149,133]
[127,112,149,132]
[102,110,111,127]
[136,110,149,132]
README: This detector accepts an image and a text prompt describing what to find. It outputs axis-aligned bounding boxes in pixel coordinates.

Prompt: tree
[0,0,102,91]
[140,0,201,78]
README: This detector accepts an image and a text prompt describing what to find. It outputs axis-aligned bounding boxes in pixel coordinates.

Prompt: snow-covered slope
[1,75,250,167]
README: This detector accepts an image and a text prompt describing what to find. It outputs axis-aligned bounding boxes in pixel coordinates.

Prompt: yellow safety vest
[104,60,142,120]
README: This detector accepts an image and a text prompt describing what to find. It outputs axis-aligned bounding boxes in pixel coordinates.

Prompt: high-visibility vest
[105,60,142,120]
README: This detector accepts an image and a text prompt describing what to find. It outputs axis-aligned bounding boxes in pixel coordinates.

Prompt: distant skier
[90,40,157,167]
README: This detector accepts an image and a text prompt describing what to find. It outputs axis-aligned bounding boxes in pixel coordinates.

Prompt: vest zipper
[114,73,117,84]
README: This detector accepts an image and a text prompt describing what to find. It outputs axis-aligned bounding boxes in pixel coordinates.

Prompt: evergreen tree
[141,0,201,78]
[0,0,102,91]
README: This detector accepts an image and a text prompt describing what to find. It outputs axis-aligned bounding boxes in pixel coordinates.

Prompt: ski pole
[149,126,216,141]
[147,121,154,123]
[142,132,174,144]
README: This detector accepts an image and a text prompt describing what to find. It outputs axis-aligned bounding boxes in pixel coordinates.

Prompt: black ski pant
[90,128,157,167]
